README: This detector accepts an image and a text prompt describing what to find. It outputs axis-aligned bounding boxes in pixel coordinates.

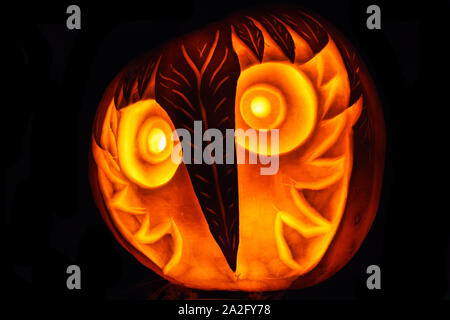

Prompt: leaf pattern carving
[233,17,265,62]
[105,8,350,273]
[277,10,329,54]
[154,28,241,271]
[257,14,296,62]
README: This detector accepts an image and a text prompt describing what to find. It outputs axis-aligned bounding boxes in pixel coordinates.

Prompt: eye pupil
[239,85,285,130]
[148,128,167,154]
[250,96,271,118]
[138,116,174,164]
[236,63,318,155]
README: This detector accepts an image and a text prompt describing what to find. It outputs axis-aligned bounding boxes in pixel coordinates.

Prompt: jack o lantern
[89,6,385,291]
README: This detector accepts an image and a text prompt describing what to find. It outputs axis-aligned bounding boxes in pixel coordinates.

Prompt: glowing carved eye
[240,84,286,130]
[137,116,174,164]
[236,62,318,155]
[117,100,180,188]
[149,129,167,153]
[250,97,270,118]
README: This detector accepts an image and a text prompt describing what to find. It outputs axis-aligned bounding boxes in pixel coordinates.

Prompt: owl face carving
[90,6,385,291]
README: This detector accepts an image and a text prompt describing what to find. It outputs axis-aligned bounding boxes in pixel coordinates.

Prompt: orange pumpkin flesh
[89,6,385,291]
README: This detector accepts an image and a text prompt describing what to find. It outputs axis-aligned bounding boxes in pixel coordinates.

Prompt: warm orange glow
[148,128,167,154]
[240,85,285,131]
[114,100,180,188]
[90,7,385,293]
[235,62,317,156]
[92,99,237,288]
[250,96,271,118]
[235,97,362,282]
[137,116,173,164]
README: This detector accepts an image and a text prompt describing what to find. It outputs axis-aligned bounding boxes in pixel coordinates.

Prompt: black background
[5,0,449,307]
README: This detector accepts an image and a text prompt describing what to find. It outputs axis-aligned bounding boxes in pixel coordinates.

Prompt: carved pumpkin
[89,6,385,291]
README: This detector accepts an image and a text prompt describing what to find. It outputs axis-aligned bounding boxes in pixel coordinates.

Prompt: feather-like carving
[233,17,265,62]
[256,14,296,62]
[277,10,328,54]
[93,103,128,189]
[333,38,362,105]
[137,56,159,98]
[114,54,160,109]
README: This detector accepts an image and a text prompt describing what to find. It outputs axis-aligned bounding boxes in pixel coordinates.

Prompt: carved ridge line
[134,214,183,275]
